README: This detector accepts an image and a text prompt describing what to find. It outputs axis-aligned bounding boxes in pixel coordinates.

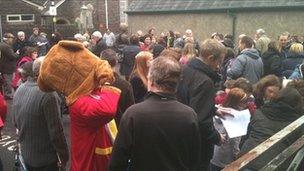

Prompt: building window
[7,14,35,22]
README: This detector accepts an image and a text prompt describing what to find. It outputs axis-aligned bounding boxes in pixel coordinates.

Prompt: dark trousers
[0,157,3,171]
[26,162,59,171]
[2,74,13,98]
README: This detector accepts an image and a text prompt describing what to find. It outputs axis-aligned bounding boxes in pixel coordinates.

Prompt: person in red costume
[0,92,7,170]
[37,40,120,171]
[69,86,120,171]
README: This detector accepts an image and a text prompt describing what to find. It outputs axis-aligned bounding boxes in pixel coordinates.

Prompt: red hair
[131,51,153,87]
[223,88,247,109]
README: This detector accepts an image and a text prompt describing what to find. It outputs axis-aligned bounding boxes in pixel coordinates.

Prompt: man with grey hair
[175,29,200,50]
[13,57,69,170]
[177,39,227,170]
[255,28,271,55]
[110,57,201,171]
[90,31,107,56]
[13,31,31,57]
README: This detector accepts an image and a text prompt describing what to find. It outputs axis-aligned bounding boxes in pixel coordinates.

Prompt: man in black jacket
[91,31,108,56]
[177,39,226,170]
[13,31,32,58]
[0,33,18,99]
[100,49,135,126]
[109,57,201,171]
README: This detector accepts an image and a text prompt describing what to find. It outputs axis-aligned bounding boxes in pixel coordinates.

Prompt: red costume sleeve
[69,86,121,128]
[0,93,7,128]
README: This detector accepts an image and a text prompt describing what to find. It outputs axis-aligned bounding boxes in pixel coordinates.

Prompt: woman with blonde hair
[179,43,197,65]
[282,43,304,78]
[130,51,153,103]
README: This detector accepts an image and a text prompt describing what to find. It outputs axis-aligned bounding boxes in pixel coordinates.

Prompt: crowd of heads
[2,23,304,171]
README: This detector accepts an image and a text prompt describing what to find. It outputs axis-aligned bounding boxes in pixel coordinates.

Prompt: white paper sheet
[218,108,251,138]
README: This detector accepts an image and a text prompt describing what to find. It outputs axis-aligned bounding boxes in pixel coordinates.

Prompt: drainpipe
[105,0,109,29]
[96,0,100,26]
[227,10,237,43]
[0,16,2,42]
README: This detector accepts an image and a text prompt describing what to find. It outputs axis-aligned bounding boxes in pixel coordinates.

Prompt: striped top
[13,78,69,167]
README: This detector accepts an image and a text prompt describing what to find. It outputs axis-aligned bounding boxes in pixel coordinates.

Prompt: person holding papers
[211,88,250,171]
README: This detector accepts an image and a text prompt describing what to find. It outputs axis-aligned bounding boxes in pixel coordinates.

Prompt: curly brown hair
[253,75,281,101]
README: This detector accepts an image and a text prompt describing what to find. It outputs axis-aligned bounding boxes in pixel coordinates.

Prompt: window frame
[6,14,35,23]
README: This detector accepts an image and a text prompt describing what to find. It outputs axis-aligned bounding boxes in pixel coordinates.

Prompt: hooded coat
[177,58,221,169]
[262,49,283,77]
[240,87,303,156]
[227,48,263,84]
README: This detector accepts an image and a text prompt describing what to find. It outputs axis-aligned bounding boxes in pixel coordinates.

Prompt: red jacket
[215,91,257,115]
[12,56,33,89]
[0,93,7,129]
[139,42,150,51]
[69,86,120,171]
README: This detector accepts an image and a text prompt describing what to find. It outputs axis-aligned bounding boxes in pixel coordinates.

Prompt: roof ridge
[127,0,304,13]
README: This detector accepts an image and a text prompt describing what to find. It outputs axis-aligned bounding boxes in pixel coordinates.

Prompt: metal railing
[223,115,304,171]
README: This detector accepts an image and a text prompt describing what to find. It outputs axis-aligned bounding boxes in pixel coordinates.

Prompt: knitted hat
[38,40,114,105]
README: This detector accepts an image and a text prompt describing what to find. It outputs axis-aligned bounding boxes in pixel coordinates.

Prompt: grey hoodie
[227,48,263,84]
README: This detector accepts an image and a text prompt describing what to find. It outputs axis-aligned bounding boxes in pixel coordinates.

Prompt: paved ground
[0,100,71,171]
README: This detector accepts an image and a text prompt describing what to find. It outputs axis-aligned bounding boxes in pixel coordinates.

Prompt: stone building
[0,0,122,39]
[126,0,304,41]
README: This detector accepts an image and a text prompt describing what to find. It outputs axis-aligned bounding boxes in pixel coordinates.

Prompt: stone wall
[127,9,304,41]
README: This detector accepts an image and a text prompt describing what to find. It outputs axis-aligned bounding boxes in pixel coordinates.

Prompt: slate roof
[126,0,304,14]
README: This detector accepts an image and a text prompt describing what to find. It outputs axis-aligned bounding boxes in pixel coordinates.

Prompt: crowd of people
[0,24,304,171]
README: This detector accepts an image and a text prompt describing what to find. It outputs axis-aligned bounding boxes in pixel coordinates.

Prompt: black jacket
[13,39,32,58]
[91,39,108,57]
[262,49,283,77]
[177,58,221,167]
[0,42,18,74]
[130,75,147,103]
[120,45,140,76]
[112,73,135,126]
[109,92,201,171]
[240,88,303,156]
